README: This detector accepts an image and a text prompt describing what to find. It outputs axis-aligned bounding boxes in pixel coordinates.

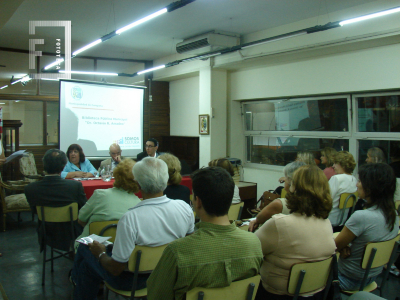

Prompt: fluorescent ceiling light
[0,85,8,90]
[59,70,118,76]
[0,103,5,104]
[44,58,64,70]
[72,39,102,56]
[41,78,60,81]
[339,6,400,26]
[137,65,165,75]
[11,75,31,85]
[116,8,167,34]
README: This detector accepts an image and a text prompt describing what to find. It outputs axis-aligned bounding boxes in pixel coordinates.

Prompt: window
[243,96,351,167]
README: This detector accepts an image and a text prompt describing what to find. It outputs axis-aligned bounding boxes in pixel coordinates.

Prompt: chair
[281,188,287,198]
[395,200,400,227]
[186,275,261,300]
[19,152,44,182]
[341,233,400,296]
[287,256,333,300]
[228,202,244,221]
[0,176,31,231]
[36,203,78,286]
[104,244,168,300]
[337,192,358,226]
[89,220,119,243]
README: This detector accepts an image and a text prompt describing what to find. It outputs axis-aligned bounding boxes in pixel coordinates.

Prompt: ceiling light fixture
[0,85,8,90]
[11,75,31,85]
[44,58,65,70]
[59,70,118,76]
[41,78,60,81]
[339,6,400,26]
[115,8,167,35]
[72,39,102,56]
[137,65,166,75]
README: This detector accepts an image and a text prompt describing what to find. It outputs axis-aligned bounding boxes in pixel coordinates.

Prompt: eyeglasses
[145,145,155,148]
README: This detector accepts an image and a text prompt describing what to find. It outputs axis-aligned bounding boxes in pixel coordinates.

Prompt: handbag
[248,190,281,216]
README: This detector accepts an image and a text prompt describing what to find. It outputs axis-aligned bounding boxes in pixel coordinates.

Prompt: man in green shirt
[147,166,263,300]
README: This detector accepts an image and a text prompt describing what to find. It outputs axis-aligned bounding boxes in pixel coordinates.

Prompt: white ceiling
[0,0,380,81]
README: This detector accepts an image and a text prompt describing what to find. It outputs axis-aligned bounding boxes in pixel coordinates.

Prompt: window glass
[358,140,400,166]
[1,100,43,145]
[246,136,349,166]
[243,98,348,131]
[357,95,400,132]
[47,102,59,145]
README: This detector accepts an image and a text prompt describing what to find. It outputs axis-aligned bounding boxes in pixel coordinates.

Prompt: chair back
[20,152,38,177]
[337,192,358,225]
[36,203,78,222]
[281,188,287,199]
[361,234,400,269]
[89,220,119,243]
[128,244,168,273]
[287,256,333,295]
[228,202,244,221]
[186,274,261,300]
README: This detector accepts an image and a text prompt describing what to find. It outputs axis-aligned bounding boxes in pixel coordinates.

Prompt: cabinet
[238,181,257,219]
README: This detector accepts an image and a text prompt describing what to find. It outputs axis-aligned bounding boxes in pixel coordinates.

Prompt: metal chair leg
[42,245,46,286]
[51,246,54,272]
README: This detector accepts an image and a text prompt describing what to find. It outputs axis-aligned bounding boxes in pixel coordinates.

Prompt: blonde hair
[208,158,234,177]
[113,159,139,193]
[158,153,182,185]
[321,147,337,167]
[333,151,356,174]
[286,165,332,219]
[367,147,386,163]
[296,151,316,165]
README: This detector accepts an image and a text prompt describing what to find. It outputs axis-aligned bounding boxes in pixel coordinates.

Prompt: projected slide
[59,80,144,157]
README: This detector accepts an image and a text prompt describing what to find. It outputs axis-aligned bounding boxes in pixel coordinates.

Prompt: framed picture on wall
[199,114,210,135]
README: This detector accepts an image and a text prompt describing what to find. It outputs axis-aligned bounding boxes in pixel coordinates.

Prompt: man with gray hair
[98,143,125,172]
[71,157,194,300]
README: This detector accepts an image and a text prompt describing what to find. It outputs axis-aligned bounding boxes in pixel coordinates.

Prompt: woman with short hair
[159,153,190,205]
[366,147,386,164]
[62,144,97,179]
[255,165,335,299]
[296,151,316,165]
[320,147,337,180]
[328,151,357,228]
[335,163,399,290]
[208,158,241,204]
[75,159,141,251]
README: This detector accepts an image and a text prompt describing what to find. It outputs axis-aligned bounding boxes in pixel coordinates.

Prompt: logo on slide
[71,86,83,100]
[114,137,139,145]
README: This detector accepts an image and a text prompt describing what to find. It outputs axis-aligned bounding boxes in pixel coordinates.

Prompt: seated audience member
[71,157,194,300]
[61,144,97,179]
[75,159,141,251]
[158,153,190,205]
[277,151,316,184]
[328,151,357,228]
[320,147,337,180]
[389,146,400,177]
[136,138,160,161]
[365,147,386,164]
[255,165,336,300]
[334,163,399,291]
[147,167,263,300]
[208,158,241,203]
[25,149,87,252]
[248,161,305,232]
[98,143,125,172]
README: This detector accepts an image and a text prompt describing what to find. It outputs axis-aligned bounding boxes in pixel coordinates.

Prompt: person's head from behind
[191,167,234,218]
[43,149,68,175]
[67,144,85,164]
[366,147,386,164]
[283,161,306,193]
[357,163,397,231]
[296,151,316,165]
[109,143,122,162]
[113,159,139,193]
[320,147,337,167]
[286,165,332,219]
[132,157,168,195]
[208,158,234,177]
[158,153,182,185]
[145,138,159,157]
[333,151,356,175]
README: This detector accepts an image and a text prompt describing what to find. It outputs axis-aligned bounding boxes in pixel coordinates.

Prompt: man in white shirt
[71,157,194,300]
[136,138,160,161]
[98,143,125,172]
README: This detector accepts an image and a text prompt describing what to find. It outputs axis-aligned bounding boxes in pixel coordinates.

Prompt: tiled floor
[0,212,399,300]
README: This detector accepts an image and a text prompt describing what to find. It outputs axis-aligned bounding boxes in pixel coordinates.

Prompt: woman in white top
[248,161,305,232]
[208,158,241,203]
[328,151,357,228]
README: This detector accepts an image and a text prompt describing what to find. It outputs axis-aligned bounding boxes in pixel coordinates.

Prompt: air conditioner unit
[176,31,240,54]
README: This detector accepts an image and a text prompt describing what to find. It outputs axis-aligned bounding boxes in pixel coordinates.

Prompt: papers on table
[72,177,102,181]
[5,150,27,164]
[76,234,112,246]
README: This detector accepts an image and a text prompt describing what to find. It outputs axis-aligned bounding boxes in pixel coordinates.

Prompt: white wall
[169,76,199,136]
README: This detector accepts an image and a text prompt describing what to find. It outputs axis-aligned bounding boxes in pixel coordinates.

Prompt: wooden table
[79,176,193,199]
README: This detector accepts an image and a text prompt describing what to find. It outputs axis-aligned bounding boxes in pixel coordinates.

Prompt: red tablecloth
[79,176,192,200]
